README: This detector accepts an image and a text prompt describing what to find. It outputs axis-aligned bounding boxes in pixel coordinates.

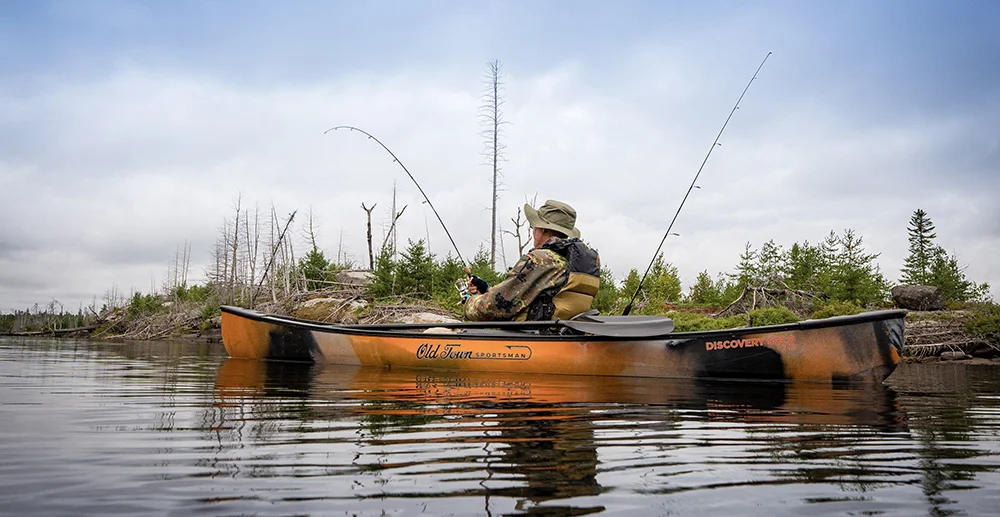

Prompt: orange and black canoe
[220,306,905,383]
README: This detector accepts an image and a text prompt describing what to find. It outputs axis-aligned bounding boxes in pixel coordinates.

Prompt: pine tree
[299,248,331,291]
[591,266,621,315]
[398,239,435,299]
[688,270,724,305]
[929,246,973,302]
[733,242,758,288]
[829,229,889,306]
[755,239,784,288]
[784,241,823,291]
[900,208,937,285]
[648,253,683,304]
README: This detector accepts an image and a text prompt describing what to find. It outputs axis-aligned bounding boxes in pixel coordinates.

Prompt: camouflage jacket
[463,237,572,322]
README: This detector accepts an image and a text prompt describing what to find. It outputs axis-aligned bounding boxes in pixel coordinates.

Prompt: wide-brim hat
[524,200,581,239]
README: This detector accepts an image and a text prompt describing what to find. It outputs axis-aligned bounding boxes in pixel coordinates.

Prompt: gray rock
[891,284,945,311]
[336,270,374,285]
[971,343,999,359]
[940,351,971,361]
[400,312,462,325]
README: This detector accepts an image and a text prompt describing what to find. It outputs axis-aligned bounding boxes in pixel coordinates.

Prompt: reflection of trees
[204,359,1000,516]
[891,364,1000,516]
[731,382,909,494]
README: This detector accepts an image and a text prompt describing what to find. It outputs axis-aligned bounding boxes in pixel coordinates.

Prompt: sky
[1,0,998,312]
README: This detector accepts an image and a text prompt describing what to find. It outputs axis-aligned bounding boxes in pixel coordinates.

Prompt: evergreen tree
[688,270,724,305]
[900,208,937,285]
[299,248,332,290]
[592,266,621,315]
[397,239,435,298]
[784,241,824,291]
[468,246,504,287]
[370,244,397,298]
[647,253,682,304]
[433,253,466,301]
[733,242,758,288]
[929,246,975,302]
[755,239,784,288]
[828,229,889,306]
[621,268,642,309]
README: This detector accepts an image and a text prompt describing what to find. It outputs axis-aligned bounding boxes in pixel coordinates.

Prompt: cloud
[2,3,998,311]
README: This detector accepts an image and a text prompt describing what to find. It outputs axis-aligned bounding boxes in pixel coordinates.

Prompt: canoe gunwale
[220,305,906,342]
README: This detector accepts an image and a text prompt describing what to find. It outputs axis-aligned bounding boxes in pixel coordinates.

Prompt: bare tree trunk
[229,193,242,304]
[380,205,408,252]
[181,240,190,287]
[244,203,260,303]
[502,205,531,257]
[390,181,398,260]
[480,59,506,270]
[268,204,278,303]
[337,226,345,265]
[305,205,319,251]
[361,202,376,270]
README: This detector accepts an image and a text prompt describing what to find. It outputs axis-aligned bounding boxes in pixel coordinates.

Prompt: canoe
[220,305,905,382]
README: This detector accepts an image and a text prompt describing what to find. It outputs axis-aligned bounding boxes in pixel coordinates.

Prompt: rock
[336,270,375,286]
[294,297,367,322]
[401,312,462,325]
[971,343,999,359]
[891,285,945,311]
[940,351,971,361]
[301,297,366,310]
[301,297,341,308]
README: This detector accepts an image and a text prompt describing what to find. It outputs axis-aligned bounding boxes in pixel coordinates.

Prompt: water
[1,337,998,516]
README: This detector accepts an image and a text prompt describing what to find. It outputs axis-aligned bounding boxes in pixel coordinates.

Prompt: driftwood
[714,286,824,318]
[5,325,99,337]
[902,314,997,358]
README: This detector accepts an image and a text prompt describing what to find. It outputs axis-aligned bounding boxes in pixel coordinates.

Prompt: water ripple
[2,338,999,516]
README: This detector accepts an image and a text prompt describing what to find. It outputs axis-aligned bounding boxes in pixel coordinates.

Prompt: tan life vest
[523,238,601,321]
[552,271,601,320]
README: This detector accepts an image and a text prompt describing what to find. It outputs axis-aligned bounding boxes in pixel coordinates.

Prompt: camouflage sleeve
[464,249,567,321]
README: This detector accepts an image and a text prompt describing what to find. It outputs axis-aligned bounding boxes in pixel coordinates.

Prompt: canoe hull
[220,306,904,382]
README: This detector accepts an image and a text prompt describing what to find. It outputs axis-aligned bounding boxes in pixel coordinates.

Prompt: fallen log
[4,326,98,337]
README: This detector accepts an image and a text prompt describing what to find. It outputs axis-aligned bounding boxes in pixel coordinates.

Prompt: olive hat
[524,200,581,239]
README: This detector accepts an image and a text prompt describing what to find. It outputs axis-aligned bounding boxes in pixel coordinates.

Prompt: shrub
[965,304,1000,344]
[810,300,864,319]
[747,307,800,327]
[667,311,746,332]
[127,293,162,317]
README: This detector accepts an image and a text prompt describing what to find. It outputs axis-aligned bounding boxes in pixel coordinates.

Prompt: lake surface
[1,337,998,516]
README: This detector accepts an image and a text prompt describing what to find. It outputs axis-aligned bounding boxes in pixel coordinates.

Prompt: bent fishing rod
[324,125,467,266]
[622,52,772,316]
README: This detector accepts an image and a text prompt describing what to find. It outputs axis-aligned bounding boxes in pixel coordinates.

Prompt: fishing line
[324,125,467,266]
[623,52,772,316]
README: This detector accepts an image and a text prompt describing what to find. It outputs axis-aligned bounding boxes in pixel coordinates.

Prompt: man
[464,200,601,321]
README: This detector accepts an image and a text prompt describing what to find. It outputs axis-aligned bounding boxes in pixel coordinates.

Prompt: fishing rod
[622,52,772,316]
[324,125,467,266]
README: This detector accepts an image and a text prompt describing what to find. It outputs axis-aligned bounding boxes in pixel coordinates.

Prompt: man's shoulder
[525,247,566,267]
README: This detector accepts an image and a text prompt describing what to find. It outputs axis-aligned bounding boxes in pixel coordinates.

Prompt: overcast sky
[2,0,998,312]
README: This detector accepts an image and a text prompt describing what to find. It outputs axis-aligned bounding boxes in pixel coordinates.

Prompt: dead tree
[361,202,376,270]
[251,210,297,309]
[480,59,508,269]
[380,204,408,252]
[502,194,536,257]
[228,193,242,304]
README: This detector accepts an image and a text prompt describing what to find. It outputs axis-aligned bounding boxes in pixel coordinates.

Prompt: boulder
[971,343,999,359]
[891,284,945,311]
[401,312,462,325]
[336,270,375,286]
[940,351,971,361]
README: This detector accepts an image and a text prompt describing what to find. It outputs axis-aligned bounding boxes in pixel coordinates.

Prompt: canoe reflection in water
[212,359,908,515]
